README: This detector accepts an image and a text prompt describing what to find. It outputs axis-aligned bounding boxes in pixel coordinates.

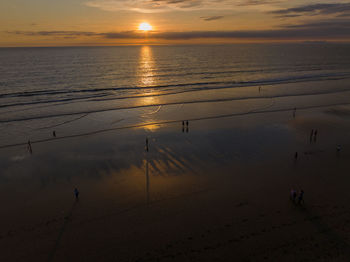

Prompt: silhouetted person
[146,137,149,152]
[310,129,313,142]
[294,151,298,161]
[53,131,56,137]
[314,130,318,142]
[27,140,32,154]
[337,145,341,157]
[182,121,184,126]
[74,188,79,200]
[298,190,304,204]
[186,120,189,127]
[290,189,297,203]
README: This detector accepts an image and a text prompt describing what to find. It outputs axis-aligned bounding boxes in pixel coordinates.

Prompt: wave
[1,88,350,124]
[1,71,350,110]
[1,71,350,100]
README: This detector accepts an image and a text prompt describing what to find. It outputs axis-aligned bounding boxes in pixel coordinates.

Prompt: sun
[138,22,152,31]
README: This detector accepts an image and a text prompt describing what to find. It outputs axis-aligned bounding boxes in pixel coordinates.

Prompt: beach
[1,98,350,261]
[1,45,350,261]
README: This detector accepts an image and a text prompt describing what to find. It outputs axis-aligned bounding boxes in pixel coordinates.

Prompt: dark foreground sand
[1,104,350,262]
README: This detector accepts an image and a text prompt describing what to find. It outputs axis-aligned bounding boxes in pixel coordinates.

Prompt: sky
[1,0,350,46]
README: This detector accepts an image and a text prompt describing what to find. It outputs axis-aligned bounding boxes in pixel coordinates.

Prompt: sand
[1,87,350,261]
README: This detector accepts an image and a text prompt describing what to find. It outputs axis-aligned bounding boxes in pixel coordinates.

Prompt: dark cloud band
[7,19,350,40]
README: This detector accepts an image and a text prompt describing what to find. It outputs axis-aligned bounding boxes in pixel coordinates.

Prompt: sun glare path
[139,22,152,31]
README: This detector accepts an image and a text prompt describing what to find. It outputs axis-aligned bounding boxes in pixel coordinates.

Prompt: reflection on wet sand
[145,156,150,205]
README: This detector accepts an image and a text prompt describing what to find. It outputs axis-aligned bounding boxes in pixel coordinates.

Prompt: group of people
[26,130,57,154]
[290,189,304,204]
[182,120,189,133]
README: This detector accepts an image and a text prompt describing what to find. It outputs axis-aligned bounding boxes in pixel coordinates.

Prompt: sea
[1,43,350,146]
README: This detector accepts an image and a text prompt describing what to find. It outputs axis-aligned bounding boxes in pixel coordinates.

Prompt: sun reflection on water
[138,46,160,131]
[139,46,155,87]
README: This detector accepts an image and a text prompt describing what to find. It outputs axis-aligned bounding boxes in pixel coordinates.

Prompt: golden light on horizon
[138,22,152,31]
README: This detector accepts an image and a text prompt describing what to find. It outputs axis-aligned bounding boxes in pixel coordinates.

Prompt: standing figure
[336,145,341,157]
[294,151,298,161]
[310,129,313,142]
[146,137,149,152]
[298,190,304,204]
[53,131,56,137]
[74,188,79,200]
[27,140,33,154]
[314,130,318,142]
[290,189,297,203]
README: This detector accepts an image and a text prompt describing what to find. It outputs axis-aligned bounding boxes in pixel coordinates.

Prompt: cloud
[200,16,224,21]
[281,19,350,29]
[271,3,350,17]
[85,0,207,13]
[84,0,284,13]
[9,31,96,36]
[7,19,350,40]
[237,0,281,6]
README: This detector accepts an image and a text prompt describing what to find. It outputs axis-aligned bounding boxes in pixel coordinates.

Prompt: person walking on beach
[310,129,313,142]
[27,140,32,154]
[298,190,304,204]
[337,145,341,157]
[290,189,297,203]
[146,137,149,152]
[74,188,79,200]
[314,129,318,142]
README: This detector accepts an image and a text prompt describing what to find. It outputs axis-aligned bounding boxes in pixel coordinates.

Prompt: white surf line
[1,88,350,124]
[1,101,350,150]
[140,105,162,116]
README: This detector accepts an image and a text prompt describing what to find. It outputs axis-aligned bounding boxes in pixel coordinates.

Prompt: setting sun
[138,22,152,31]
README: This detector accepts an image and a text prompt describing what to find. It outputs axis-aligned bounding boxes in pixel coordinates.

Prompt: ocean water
[1,43,350,146]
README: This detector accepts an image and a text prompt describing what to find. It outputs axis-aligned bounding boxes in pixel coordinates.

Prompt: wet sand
[1,94,350,261]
